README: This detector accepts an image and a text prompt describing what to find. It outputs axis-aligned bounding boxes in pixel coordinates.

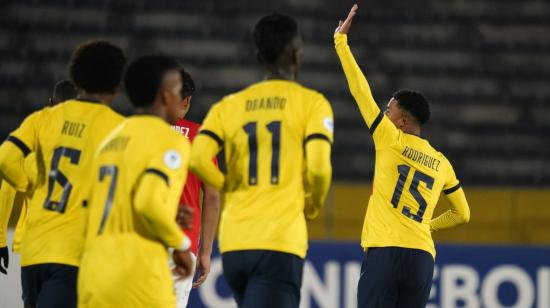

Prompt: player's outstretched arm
[304,140,332,220]
[334,4,383,129]
[430,188,470,232]
[193,184,220,288]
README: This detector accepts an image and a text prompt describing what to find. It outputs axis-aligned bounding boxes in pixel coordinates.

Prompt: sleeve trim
[144,168,169,186]
[199,130,223,147]
[368,111,384,135]
[7,136,31,157]
[444,183,461,195]
[304,133,332,145]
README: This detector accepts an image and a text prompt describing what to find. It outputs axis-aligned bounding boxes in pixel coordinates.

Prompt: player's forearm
[0,181,18,247]
[431,188,470,231]
[190,137,224,191]
[0,142,30,192]
[334,33,381,126]
[199,186,220,255]
[305,140,332,219]
[134,175,186,248]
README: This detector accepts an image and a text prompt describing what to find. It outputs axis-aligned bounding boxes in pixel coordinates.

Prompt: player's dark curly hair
[393,89,431,125]
[180,69,195,99]
[253,13,298,65]
[69,40,126,94]
[124,54,180,107]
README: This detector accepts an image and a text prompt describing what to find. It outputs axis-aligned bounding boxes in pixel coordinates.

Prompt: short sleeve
[305,95,334,144]
[198,103,224,148]
[443,159,461,195]
[9,110,45,156]
[370,113,400,148]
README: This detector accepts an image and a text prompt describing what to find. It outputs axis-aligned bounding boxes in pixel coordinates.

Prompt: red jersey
[172,119,216,254]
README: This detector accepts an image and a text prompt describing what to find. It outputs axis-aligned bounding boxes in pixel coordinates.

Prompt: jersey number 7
[390,164,434,223]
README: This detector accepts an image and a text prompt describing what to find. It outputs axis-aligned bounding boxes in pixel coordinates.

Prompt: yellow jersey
[0,99,123,266]
[78,116,190,308]
[196,80,334,258]
[335,33,461,258]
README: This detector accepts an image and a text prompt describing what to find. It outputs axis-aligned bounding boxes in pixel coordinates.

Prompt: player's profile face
[162,70,183,125]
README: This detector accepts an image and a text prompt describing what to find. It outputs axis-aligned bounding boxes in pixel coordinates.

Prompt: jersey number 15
[391,164,434,223]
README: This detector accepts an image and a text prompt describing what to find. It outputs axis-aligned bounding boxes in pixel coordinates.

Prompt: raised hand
[335,4,359,35]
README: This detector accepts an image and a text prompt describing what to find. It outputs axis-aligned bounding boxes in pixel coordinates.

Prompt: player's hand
[176,205,194,230]
[192,252,211,288]
[335,4,358,35]
[304,195,320,220]
[172,249,194,280]
[0,246,9,275]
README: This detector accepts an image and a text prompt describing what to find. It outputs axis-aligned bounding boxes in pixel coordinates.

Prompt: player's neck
[265,67,296,81]
[134,106,165,120]
[77,91,115,105]
[404,126,421,137]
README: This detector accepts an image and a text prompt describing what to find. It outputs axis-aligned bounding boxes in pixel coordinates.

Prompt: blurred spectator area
[0,0,549,186]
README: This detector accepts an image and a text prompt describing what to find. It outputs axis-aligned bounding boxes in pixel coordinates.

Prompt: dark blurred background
[1,0,549,186]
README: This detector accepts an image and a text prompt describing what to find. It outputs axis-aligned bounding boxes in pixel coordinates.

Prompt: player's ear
[159,88,170,106]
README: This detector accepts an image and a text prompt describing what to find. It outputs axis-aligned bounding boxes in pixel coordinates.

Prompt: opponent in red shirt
[170,69,220,307]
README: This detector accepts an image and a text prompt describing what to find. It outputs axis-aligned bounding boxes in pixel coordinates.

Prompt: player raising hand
[335,4,470,308]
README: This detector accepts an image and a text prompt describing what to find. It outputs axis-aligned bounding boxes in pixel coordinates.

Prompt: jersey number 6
[43,147,81,213]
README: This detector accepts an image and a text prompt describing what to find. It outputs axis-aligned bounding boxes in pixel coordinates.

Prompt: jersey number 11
[243,121,281,186]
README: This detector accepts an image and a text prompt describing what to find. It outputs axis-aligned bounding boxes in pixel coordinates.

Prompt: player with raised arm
[0,41,126,308]
[0,79,77,275]
[78,55,194,308]
[169,69,221,307]
[190,13,333,308]
[335,5,470,308]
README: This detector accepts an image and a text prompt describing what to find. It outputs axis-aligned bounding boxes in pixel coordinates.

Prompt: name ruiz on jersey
[402,146,441,171]
[61,121,86,138]
[245,96,286,112]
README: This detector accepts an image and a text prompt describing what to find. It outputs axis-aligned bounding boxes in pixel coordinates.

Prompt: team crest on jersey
[164,150,182,170]
[323,117,334,133]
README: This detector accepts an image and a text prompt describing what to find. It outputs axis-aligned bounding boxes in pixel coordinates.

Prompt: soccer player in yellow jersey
[335,5,470,308]
[78,55,194,308]
[190,14,333,308]
[0,79,77,275]
[0,41,126,308]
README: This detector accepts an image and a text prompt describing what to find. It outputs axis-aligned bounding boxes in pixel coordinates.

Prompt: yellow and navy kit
[335,33,469,258]
[0,99,124,266]
[78,116,190,308]
[191,80,334,258]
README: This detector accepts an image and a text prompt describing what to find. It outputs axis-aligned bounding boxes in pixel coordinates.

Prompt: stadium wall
[308,184,550,245]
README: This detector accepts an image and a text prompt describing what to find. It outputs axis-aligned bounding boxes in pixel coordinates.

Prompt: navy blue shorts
[357,247,434,308]
[21,263,78,308]
[222,250,304,308]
